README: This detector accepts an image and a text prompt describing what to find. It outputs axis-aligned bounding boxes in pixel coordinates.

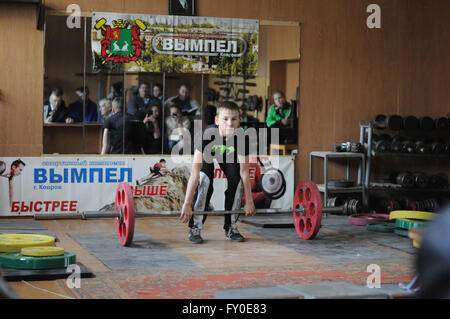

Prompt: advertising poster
[92,12,259,75]
[0,156,294,216]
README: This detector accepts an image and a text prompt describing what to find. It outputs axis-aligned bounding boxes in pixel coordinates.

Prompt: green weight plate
[395,218,426,230]
[0,251,76,270]
[394,228,409,237]
[366,222,396,233]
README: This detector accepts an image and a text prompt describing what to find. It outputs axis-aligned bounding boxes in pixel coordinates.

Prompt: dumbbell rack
[359,121,450,195]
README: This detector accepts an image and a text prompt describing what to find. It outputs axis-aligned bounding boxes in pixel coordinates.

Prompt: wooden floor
[1,215,417,299]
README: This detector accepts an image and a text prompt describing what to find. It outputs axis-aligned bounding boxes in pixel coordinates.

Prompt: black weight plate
[327,180,355,188]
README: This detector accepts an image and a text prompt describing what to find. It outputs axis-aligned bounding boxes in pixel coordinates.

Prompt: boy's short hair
[159,159,166,163]
[217,101,241,116]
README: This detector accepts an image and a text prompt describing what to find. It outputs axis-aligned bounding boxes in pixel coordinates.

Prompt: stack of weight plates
[0,234,76,270]
[388,211,436,247]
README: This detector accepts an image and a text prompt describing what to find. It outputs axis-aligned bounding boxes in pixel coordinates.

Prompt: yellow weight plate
[0,234,55,253]
[389,210,436,221]
[413,240,420,248]
[21,246,64,257]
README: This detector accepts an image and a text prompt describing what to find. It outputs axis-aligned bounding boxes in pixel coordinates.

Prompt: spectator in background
[153,83,166,104]
[266,90,292,128]
[43,84,52,106]
[165,103,191,153]
[101,98,143,154]
[68,86,98,123]
[43,89,74,124]
[165,83,200,116]
[107,81,124,100]
[142,100,163,154]
[98,98,113,123]
[127,82,160,116]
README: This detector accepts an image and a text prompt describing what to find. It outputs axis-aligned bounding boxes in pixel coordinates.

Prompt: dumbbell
[414,138,432,154]
[396,172,415,188]
[385,172,415,188]
[410,199,439,212]
[373,114,403,130]
[412,172,429,188]
[383,172,412,187]
[343,198,362,215]
[403,115,420,130]
[430,138,446,154]
[337,142,363,153]
[429,173,448,188]
[391,135,414,153]
[428,174,443,188]
[419,116,435,131]
[435,117,449,130]
[400,137,415,153]
[390,135,403,153]
[433,173,449,188]
[327,197,344,208]
[373,134,392,152]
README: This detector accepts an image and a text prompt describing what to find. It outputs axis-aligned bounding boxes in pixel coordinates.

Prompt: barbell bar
[32,180,352,245]
[34,206,345,220]
[34,208,309,220]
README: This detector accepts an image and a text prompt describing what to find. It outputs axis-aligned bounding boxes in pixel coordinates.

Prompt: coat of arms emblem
[94,18,146,64]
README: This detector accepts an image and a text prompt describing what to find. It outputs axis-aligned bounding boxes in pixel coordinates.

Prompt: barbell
[34,180,353,246]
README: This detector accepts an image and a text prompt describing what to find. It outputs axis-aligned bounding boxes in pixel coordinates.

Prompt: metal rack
[309,151,366,208]
[359,120,450,193]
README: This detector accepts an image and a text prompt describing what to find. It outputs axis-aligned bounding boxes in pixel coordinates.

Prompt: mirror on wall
[43,12,300,155]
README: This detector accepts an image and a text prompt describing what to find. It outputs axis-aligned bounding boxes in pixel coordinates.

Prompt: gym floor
[2,214,417,299]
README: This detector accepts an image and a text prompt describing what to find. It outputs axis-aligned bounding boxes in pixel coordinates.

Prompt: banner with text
[0,156,294,216]
[92,12,259,75]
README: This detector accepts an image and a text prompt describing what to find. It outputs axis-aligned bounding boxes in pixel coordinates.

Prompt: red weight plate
[293,181,323,240]
[115,182,135,246]
[348,214,389,226]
